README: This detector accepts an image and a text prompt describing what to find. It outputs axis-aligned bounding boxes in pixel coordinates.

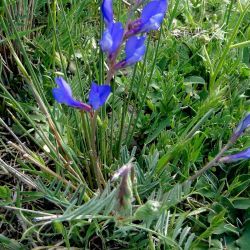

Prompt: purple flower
[101,0,113,25]
[52,77,91,112]
[100,0,124,56]
[219,147,250,163]
[52,77,111,111]
[88,82,111,110]
[140,0,167,32]
[233,114,250,138]
[111,163,133,181]
[125,36,146,65]
[100,22,124,56]
[127,0,168,36]
[115,36,146,68]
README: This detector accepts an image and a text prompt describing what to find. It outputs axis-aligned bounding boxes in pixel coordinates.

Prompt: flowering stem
[110,80,116,161]
[106,68,116,84]
[81,111,106,190]
[81,112,93,175]
[187,135,237,182]
[90,111,106,190]
[81,112,103,190]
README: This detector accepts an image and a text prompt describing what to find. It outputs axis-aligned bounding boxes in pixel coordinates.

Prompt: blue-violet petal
[125,36,146,66]
[100,22,124,55]
[219,147,250,163]
[234,114,250,137]
[53,77,91,111]
[140,0,167,32]
[89,82,111,110]
[101,0,113,24]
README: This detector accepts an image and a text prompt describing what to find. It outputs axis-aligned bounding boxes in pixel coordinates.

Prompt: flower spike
[52,77,91,112]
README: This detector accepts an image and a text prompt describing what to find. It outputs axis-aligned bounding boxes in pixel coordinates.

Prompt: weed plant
[0,0,250,249]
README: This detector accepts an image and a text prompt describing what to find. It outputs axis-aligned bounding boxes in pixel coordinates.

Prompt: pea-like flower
[127,0,168,36]
[233,114,250,138]
[100,0,124,57]
[140,0,167,32]
[52,77,111,111]
[100,22,124,56]
[115,36,146,69]
[219,147,250,163]
[88,82,112,110]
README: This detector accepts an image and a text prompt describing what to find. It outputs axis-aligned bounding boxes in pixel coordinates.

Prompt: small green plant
[0,0,250,249]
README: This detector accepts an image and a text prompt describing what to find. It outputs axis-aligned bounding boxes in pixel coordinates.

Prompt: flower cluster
[100,0,168,68]
[52,0,167,112]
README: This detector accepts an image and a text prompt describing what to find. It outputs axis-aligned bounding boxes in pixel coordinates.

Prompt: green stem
[126,27,163,146]
[125,39,150,145]
[52,0,57,75]
[133,184,142,206]
[209,3,250,91]
[148,233,155,250]
[115,64,138,158]
[81,112,94,185]
[225,0,234,28]
[168,0,181,30]
[58,0,83,94]
[90,112,106,191]
[230,40,250,49]
[110,80,115,161]
[99,11,106,166]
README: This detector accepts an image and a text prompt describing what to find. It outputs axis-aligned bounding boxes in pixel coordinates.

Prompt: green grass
[0,0,250,249]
